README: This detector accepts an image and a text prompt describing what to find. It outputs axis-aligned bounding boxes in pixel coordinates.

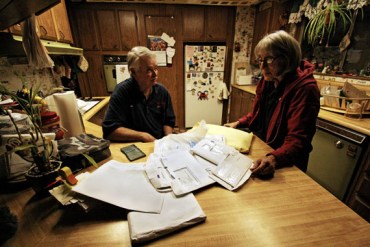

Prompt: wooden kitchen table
[1,115,370,246]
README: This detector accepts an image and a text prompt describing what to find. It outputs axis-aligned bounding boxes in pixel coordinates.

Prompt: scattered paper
[73,160,164,213]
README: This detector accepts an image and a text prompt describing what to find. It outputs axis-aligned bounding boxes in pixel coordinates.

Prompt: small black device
[120,144,146,161]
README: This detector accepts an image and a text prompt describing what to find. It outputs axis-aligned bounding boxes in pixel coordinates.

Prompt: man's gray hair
[254,30,302,76]
[127,46,156,74]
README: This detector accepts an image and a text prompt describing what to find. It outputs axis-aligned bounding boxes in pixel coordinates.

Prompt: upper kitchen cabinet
[250,0,292,60]
[0,0,59,30]
[36,9,58,41]
[118,10,139,50]
[71,9,100,51]
[51,0,73,43]
[205,6,231,41]
[7,0,73,43]
[96,10,121,51]
[182,6,234,42]
[182,6,205,41]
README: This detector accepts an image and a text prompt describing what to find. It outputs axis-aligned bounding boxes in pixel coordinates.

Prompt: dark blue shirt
[102,77,176,139]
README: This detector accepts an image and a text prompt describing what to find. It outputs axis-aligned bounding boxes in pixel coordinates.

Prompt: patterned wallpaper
[0,57,60,94]
[233,6,255,63]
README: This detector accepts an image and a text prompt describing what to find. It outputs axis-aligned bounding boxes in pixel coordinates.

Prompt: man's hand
[251,155,277,177]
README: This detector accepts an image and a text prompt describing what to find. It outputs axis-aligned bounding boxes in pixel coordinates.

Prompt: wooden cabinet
[96,10,121,51]
[229,87,255,123]
[118,10,139,50]
[72,8,100,51]
[36,9,58,40]
[250,0,293,61]
[347,143,370,223]
[51,0,73,43]
[206,6,230,41]
[7,0,73,43]
[182,5,233,42]
[182,6,205,41]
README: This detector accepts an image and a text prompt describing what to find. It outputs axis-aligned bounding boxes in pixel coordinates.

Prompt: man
[102,46,176,142]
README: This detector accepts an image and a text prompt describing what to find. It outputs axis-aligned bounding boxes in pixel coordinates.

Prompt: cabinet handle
[59,30,65,40]
[40,25,47,36]
[335,140,344,149]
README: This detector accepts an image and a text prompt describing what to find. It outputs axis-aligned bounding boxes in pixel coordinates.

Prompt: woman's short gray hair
[127,46,156,73]
[254,30,302,75]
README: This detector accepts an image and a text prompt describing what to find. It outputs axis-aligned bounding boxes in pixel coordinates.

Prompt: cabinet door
[96,10,121,51]
[37,9,58,41]
[182,6,205,41]
[250,2,272,60]
[241,91,255,116]
[229,88,243,122]
[73,9,100,51]
[229,88,255,123]
[205,7,229,41]
[51,0,73,43]
[78,54,106,97]
[118,10,139,51]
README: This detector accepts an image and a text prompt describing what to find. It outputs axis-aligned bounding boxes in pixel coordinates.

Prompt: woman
[225,30,320,177]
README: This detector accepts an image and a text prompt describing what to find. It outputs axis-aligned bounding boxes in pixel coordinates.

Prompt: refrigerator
[184,45,227,128]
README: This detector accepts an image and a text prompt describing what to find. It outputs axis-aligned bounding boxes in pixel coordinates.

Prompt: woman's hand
[251,155,277,177]
[224,121,239,128]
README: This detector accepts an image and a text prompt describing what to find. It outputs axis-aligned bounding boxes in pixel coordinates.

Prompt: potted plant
[0,84,61,193]
[304,0,353,46]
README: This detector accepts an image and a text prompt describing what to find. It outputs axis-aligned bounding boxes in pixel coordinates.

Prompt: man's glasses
[255,56,279,65]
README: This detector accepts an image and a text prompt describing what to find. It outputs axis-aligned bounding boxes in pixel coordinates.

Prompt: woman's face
[256,50,284,82]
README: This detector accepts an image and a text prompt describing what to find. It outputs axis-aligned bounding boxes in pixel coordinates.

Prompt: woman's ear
[130,68,136,75]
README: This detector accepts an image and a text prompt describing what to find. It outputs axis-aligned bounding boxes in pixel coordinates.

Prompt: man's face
[133,56,158,90]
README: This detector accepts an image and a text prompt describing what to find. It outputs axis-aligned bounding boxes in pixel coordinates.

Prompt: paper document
[160,150,215,196]
[128,192,206,244]
[72,160,164,213]
[191,139,237,165]
[210,153,253,190]
[191,139,253,190]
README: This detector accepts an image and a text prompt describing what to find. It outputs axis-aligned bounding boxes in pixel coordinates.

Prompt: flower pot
[24,161,61,194]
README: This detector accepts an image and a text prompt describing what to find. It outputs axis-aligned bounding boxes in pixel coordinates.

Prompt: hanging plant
[304,0,353,46]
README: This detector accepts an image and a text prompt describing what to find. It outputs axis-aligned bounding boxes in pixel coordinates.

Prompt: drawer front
[351,195,370,223]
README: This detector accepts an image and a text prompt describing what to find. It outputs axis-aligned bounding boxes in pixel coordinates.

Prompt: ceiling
[84,0,265,7]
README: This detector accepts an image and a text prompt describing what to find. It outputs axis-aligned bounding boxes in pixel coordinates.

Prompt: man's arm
[163,125,173,136]
[106,126,156,142]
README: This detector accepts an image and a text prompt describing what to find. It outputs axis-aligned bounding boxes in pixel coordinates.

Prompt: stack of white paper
[128,192,206,243]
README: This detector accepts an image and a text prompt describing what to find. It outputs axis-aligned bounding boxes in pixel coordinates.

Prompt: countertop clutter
[0,99,370,246]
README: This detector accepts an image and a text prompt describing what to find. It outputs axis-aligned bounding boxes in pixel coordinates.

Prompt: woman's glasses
[255,56,279,65]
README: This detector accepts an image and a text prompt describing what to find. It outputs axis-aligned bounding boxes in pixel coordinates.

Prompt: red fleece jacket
[238,60,320,171]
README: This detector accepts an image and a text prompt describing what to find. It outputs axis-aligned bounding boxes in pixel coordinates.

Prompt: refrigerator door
[184,45,226,128]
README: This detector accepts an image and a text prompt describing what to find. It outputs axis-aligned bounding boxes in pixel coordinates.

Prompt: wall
[0,57,60,93]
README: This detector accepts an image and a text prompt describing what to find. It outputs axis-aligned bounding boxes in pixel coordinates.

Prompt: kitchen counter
[233,84,370,136]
